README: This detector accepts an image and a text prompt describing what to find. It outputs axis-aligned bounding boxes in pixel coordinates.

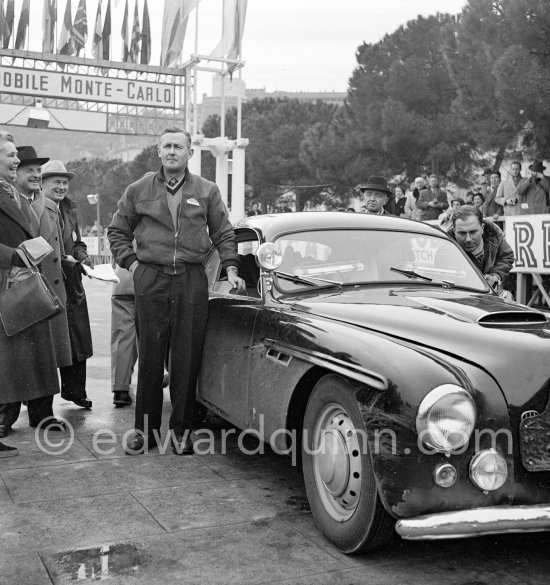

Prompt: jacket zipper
[173,211,179,273]
[173,175,188,273]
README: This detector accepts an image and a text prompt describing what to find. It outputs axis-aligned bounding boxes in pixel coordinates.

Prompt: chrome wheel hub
[311,403,363,521]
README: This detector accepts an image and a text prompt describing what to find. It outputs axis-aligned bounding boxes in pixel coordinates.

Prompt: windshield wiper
[273,271,318,286]
[390,267,432,282]
[274,271,343,288]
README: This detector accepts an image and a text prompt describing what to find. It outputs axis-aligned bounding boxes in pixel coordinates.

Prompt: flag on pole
[92,1,102,59]
[0,1,9,49]
[102,0,111,60]
[160,0,201,68]
[14,0,30,49]
[72,0,88,54]
[59,0,75,55]
[129,0,140,63]
[3,0,14,49]
[227,0,246,59]
[140,0,151,64]
[42,0,56,53]
[121,0,129,62]
[209,0,247,63]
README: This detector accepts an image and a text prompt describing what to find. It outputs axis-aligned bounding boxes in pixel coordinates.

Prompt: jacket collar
[157,166,190,185]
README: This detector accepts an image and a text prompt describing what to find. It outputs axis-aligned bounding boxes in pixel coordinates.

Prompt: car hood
[289,286,550,406]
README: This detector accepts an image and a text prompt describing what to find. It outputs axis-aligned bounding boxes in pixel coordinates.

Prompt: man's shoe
[172,434,194,455]
[124,433,158,455]
[0,424,12,438]
[113,391,132,406]
[72,398,92,409]
[62,395,92,409]
[0,441,18,458]
[30,417,67,432]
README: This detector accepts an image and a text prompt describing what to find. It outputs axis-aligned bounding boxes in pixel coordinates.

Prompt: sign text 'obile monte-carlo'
[0,66,175,109]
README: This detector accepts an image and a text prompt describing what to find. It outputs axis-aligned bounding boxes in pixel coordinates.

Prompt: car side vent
[477,311,548,327]
[266,347,292,367]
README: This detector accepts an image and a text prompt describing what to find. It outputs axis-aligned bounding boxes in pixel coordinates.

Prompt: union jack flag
[72,0,88,54]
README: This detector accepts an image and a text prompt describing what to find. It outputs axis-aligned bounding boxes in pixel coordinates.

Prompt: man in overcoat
[15,146,72,369]
[0,131,60,443]
[415,174,449,222]
[41,160,94,410]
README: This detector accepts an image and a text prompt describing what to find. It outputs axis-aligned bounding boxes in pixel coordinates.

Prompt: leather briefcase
[0,261,63,337]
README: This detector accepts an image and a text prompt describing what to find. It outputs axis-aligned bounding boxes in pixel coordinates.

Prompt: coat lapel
[0,192,34,238]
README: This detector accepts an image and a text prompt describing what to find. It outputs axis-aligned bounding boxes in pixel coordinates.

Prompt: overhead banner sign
[505,214,550,274]
[0,66,175,108]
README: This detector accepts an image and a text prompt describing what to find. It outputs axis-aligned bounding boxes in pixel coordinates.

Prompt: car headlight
[469,449,508,491]
[416,385,476,453]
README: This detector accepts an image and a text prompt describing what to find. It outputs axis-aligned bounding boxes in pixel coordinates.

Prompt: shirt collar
[159,166,189,185]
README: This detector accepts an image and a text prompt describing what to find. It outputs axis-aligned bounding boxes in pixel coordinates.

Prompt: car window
[207,235,261,296]
[273,229,487,293]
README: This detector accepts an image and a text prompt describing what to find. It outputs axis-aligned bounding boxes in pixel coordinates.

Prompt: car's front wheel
[302,374,395,553]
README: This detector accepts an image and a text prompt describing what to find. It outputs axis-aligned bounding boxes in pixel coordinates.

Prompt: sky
[16,0,468,96]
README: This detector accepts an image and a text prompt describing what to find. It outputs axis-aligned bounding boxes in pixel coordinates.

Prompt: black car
[197,211,550,553]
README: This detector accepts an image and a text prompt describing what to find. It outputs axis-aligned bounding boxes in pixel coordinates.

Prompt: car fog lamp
[256,242,283,271]
[469,449,507,491]
[434,463,457,488]
[416,385,476,453]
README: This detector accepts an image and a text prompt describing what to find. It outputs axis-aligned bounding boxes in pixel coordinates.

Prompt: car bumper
[396,504,550,540]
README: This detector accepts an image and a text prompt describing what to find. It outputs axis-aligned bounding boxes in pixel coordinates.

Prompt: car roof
[234,211,445,241]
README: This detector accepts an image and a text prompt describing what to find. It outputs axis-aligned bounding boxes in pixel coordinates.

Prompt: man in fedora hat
[358,176,393,215]
[416,174,449,222]
[516,160,550,215]
[17,149,72,369]
[42,160,94,410]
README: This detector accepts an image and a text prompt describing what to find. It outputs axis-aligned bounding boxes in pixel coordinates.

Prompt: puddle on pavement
[41,542,150,582]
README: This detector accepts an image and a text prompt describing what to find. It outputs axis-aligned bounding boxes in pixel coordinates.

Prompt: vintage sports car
[198,211,550,554]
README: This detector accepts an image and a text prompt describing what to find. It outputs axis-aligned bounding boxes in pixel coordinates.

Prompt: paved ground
[1,279,549,584]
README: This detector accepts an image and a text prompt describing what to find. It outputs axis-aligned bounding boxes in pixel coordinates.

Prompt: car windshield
[273,229,487,293]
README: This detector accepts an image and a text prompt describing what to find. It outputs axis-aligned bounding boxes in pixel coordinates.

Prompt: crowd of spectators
[247,159,549,223]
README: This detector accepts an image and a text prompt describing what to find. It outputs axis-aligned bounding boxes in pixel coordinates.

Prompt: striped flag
[102,0,111,60]
[3,0,14,49]
[42,0,57,53]
[59,0,75,55]
[72,0,88,54]
[140,0,151,64]
[92,1,102,59]
[14,0,30,49]
[161,0,201,68]
[121,0,129,62]
[129,0,140,63]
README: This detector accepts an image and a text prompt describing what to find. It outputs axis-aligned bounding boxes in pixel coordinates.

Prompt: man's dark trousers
[133,263,208,438]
